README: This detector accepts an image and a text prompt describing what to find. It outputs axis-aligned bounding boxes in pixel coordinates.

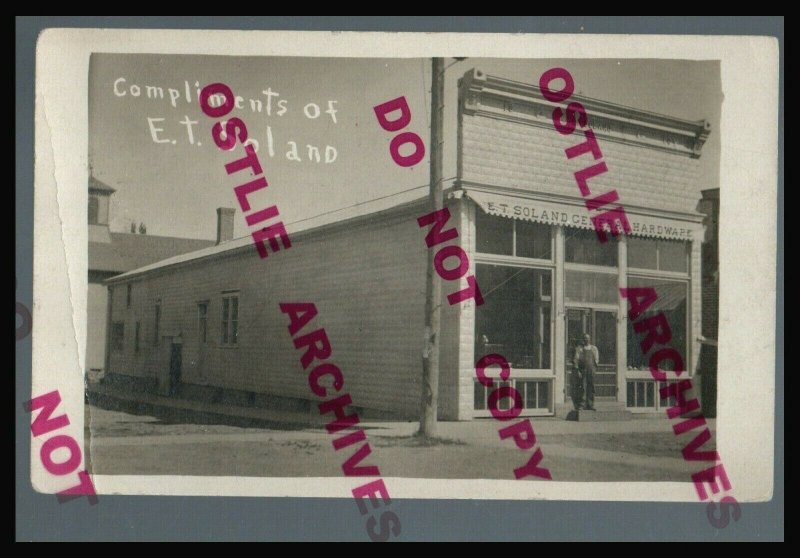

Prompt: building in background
[697,188,720,417]
[87,176,216,380]
[101,70,713,421]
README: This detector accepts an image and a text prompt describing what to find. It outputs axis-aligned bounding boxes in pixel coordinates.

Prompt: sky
[89,54,721,240]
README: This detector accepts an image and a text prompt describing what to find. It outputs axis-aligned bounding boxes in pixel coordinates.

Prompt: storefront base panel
[555,399,633,421]
[623,375,703,416]
[469,375,557,419]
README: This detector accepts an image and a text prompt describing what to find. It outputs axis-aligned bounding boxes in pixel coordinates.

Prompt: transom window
[627,237,689,273]
[565,228,617,267]
[564,270,618,305]
[475,211,552,260]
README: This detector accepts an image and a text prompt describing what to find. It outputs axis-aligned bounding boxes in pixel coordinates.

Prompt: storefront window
[627,237,689,273]
[565,229,617,266]
[475,211,552,260]
[474,265,552,370]
[626,277,688,370]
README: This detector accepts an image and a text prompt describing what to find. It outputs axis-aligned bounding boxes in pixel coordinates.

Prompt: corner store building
[105,69,710,420]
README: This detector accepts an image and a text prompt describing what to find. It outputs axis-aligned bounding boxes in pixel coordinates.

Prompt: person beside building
[573,334,599,411]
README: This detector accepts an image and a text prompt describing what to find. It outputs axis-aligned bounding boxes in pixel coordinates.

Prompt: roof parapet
[458,68,711,159]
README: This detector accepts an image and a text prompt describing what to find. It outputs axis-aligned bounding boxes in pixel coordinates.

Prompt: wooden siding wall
[108,204,433,418]
[462,114,703,216]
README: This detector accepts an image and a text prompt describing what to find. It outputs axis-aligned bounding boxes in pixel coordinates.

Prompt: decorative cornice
[458,69,711,159]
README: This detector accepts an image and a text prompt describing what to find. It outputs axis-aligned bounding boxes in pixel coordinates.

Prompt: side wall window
[221,295,239,345]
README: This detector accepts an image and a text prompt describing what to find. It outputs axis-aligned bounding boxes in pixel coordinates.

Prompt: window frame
[625,275,690,373]
[563,227,619,268]
[627,237,691,275]
[473,210,556,378]
[197,301,209,344]
[657,239,691,274]
[134,321,141,353]
[475,212,554,264]
[563,267,620,306]
[220,292,240,347]
[472,261,555,376]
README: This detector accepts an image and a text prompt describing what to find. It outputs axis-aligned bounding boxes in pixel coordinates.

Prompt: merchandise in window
[626,277,688,370]
[474,265,552,370]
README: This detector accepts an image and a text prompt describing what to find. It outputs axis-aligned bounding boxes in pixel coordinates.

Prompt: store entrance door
[566,308,617,403]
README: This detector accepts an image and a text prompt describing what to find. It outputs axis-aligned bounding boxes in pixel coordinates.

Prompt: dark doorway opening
[565,307,617,401]
[169,343,182,396]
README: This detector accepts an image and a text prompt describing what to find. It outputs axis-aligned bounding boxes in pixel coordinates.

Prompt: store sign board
[465,190,703,241]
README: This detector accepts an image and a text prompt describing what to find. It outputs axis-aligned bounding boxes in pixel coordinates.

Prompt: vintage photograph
[83,53,724,483]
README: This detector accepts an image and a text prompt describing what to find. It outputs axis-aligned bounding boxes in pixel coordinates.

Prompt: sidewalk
[87,380,713,442]
[87,382,329,431]
[86,384,715,480]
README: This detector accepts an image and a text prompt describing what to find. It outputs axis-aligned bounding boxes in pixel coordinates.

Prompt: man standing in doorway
[573,334,599,411]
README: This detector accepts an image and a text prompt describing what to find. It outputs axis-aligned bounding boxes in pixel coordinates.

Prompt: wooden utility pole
[419,57,445,437]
